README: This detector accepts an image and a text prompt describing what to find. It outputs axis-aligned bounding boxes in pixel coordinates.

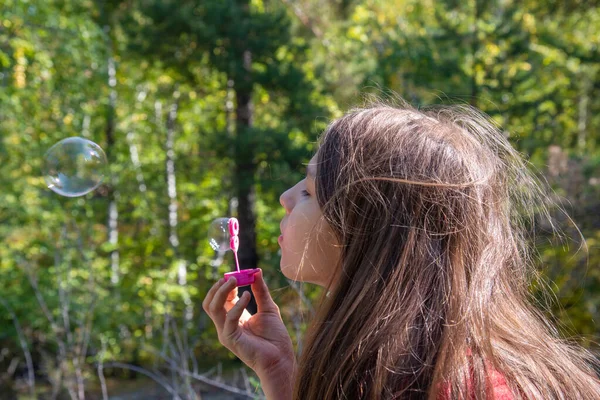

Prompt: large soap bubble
[43,137,107,197]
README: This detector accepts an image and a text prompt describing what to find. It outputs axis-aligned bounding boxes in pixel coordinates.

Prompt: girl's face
[278,155,341,287]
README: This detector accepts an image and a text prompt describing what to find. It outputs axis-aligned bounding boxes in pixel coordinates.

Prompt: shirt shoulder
[436,368,514,400]
[488,368,513,400]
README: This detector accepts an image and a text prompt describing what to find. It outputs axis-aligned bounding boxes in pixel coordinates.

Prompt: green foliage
[0,0,598,396]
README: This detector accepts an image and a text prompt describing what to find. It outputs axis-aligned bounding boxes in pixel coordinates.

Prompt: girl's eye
[301,190,310,197]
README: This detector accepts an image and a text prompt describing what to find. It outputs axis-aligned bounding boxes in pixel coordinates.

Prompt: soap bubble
[208,217,239,253]
[43,137,107,197]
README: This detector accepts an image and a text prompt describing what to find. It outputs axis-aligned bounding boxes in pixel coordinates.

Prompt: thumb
[251,269,279,314]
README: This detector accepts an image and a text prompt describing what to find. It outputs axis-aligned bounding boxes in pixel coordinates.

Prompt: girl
[202,100,600,399]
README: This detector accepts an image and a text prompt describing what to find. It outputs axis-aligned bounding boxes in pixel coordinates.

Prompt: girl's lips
[278,235,283,245]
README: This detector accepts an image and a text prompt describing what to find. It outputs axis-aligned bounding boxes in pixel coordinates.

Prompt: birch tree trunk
[165,90,187,286]
[104,23,119,286]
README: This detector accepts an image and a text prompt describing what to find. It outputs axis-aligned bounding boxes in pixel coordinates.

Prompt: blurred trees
[0,0,598,397]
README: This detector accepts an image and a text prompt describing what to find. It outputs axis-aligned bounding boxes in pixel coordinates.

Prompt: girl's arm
[257,361,296,399]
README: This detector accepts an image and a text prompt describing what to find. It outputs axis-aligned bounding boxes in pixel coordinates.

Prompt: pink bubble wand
[223,217,260,287]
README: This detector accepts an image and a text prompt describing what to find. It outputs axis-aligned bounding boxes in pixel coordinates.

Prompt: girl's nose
[280,189,293,214]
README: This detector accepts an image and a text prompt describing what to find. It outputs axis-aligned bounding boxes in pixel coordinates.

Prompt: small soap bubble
[208,218,233,253]
[43,137,107,197]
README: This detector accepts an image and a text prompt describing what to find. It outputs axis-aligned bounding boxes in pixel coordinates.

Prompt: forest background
[1,0,599,399]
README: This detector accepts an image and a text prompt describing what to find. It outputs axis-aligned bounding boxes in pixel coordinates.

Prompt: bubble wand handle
[233,251,240,272]
[228,218,241,272]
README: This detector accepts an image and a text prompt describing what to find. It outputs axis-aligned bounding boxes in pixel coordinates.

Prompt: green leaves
[0,0,599,395]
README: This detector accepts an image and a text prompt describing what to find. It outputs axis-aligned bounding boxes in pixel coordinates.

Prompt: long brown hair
[293,99,600,399]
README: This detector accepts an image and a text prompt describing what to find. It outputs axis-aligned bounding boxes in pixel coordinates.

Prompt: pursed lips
[278,221,285,246]
[280,218,289,238]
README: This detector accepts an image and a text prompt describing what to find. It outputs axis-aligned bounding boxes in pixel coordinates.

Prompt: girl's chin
[279,263,326,287]
[279,261,304,282]
[279,261,296,280]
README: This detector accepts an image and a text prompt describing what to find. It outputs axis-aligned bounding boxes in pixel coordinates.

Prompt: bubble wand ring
[222,218,260,287]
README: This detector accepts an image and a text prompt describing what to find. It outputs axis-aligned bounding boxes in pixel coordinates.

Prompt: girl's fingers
[226,286,238,302]
[208,277,238,330]
[222,291,252,342]
[202,278,225,314]
[251,269,279,314]
[224,297,239,312]
[224,294,253,325]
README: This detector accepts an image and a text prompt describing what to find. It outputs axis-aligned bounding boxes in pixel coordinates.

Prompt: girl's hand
[202,269,296,382]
